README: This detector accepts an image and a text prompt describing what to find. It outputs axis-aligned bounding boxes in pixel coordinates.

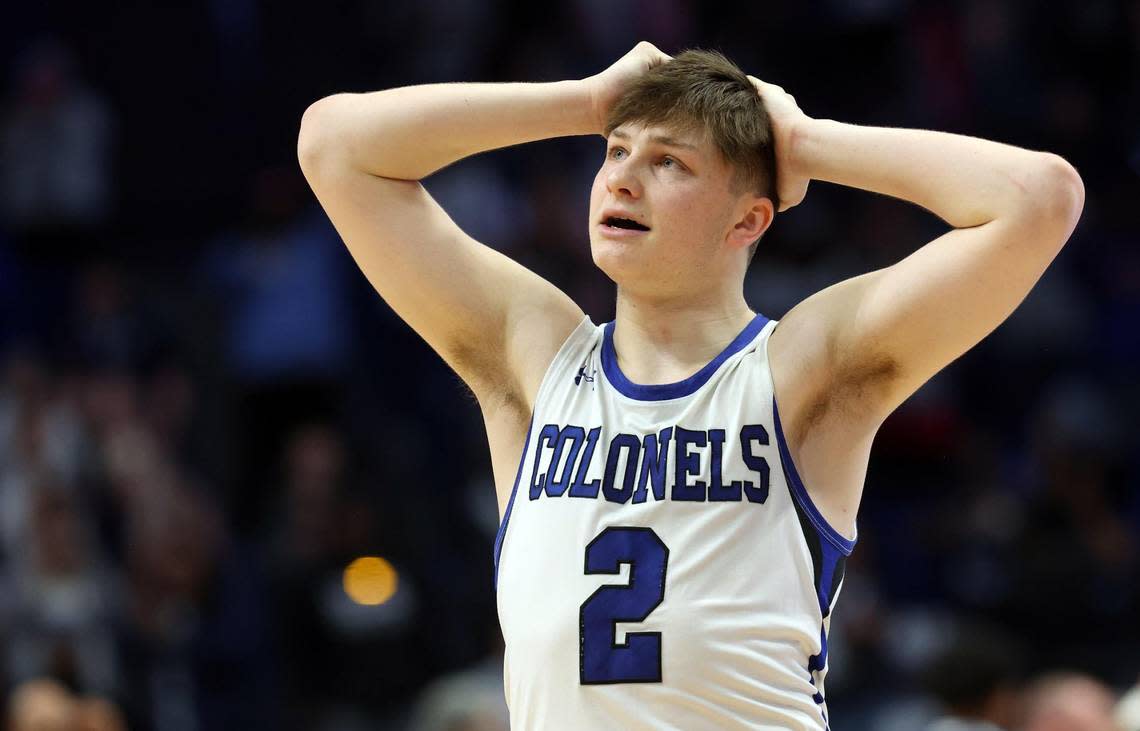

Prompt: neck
[612,285,756,385]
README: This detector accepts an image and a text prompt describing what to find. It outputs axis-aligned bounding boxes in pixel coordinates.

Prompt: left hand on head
[747,75,813,213]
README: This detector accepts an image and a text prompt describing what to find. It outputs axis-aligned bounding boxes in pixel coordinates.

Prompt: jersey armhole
[531,313,596,408]
[772,397,857,556]
[762,325,858,556]
[493,313,596,587]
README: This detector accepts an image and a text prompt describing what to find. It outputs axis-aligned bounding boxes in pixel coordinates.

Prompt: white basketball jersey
[493,311,857,731]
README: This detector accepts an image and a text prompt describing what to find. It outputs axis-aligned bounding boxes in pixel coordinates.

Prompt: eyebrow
[609,129,698,151]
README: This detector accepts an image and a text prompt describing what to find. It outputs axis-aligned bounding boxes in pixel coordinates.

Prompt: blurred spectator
[6,678,76,731]
[265,423,350,572]
[407,653,510,731]
[1006,377,1137,670]
[73,364,168,564]
[0,347,88,559]
[1020,673,1123,731]
[1118,679,1140,731]
[0,39,114,256]
[267,423,429,730]
[204,166,351,386]
[922,623,1022,730]
[6,678,126,731]
[67,262,156,373]
[116,478,277,731]
[73,695,128,731]
[201,165,353,530]
[2,481,120,697]
[137,358,216,482]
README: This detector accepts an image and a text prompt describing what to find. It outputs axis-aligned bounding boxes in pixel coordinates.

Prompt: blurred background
[0,1,1137,730]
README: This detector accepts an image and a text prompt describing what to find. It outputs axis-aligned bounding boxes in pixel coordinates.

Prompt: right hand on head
[582,41,673,135]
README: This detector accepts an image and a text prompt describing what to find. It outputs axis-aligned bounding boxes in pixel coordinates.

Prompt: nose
[606,157,642,199]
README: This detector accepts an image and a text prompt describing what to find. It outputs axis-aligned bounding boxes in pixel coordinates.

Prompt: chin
[590,238,625,274]
[591,242,649,288]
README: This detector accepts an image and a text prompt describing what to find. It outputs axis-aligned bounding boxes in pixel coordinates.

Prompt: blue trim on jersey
[772,397,857,555]
[494,415,534,589]
[601,311,771,401]
[809,626,832,729]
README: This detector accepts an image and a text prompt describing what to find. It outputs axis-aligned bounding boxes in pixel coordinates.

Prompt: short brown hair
[603,48,778,263]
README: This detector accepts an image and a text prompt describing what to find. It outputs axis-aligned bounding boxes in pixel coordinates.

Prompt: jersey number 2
[579,526,670,684]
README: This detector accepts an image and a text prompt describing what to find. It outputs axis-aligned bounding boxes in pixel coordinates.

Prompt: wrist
[576,78,606,136]
[790,117,843,182]
[785,116,825,182]
[574,76,606,136]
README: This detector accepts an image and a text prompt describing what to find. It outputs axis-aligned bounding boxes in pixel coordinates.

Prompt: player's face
[588,121,750,298]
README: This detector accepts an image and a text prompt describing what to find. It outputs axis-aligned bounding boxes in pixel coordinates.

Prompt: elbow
[1034,153,1085,237]
[296,95,344,176]
[1004,153,1085,247]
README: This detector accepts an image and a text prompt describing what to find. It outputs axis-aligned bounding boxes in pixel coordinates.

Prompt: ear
[725,194,775,251]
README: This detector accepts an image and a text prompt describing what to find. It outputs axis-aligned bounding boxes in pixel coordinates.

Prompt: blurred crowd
[0,1,1137,730]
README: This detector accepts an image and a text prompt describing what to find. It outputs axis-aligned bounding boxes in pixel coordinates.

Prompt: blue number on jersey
[579,526,670,684]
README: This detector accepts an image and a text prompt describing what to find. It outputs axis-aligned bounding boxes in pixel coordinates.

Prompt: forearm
[298,80,597,181]
[793,118,1083,228]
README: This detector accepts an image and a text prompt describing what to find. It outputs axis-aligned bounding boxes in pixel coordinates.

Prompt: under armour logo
[575,343,599,387]
[574,367,596,385]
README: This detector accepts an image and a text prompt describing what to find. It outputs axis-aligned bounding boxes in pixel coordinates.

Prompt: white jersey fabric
[494,311,857,731]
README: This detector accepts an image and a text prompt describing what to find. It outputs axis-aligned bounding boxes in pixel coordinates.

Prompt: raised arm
[763,84,1084,418]
[297,43,673,416]
[299,80,596,183]
[752,79,1084,532]
[296,78,595,413]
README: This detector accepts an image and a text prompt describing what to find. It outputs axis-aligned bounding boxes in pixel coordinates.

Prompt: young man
[297,42,1083,731]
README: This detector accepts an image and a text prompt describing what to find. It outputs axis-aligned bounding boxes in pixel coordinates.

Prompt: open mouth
[601,216,651,232]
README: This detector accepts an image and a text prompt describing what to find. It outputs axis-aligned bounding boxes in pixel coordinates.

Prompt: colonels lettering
[528,424,771,504]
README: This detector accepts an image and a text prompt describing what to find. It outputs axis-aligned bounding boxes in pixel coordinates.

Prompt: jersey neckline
[600,311,771,401]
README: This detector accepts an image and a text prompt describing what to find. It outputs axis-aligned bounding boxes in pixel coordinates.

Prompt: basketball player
[297,42,1083,730]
